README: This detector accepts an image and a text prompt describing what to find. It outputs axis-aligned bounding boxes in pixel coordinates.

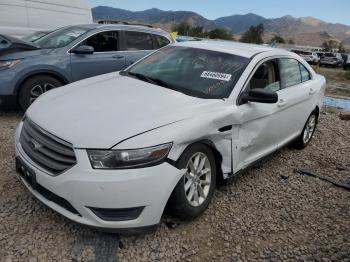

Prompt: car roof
[173,40,283,58]
[72,23,170,37]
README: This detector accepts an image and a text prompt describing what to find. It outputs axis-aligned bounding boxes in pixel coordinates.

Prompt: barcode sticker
[200,71,232,82]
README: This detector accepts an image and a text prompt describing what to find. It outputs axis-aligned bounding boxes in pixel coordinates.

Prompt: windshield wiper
[121,71,156,84]
[146,77,171,89]
[121,71,172,89]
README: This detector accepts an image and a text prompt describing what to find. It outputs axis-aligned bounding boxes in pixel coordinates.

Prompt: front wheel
[19,75,63,111]
[167,144,216,220]
[291,111,318,149]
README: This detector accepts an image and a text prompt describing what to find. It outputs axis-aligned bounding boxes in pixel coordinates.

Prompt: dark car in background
[0,23,173,110]
[343,54,350,70]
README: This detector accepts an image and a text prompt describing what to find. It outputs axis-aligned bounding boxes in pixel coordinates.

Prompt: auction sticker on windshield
[200,71,232,82]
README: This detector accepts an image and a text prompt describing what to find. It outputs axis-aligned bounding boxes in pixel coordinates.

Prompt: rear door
[70,30,126,81]
[120,31,158,66]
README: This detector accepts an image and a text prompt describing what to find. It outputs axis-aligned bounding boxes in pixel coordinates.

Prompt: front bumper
[15,123,184,231]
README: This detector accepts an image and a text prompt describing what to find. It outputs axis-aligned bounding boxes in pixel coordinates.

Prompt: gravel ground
[0,109,349,262]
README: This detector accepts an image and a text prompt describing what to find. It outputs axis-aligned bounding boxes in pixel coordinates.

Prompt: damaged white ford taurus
[15,41,326,232]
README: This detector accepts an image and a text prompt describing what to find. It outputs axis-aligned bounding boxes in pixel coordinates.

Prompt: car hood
[26,73,221,148]
[0,34,40,55]
[0,48,53,60]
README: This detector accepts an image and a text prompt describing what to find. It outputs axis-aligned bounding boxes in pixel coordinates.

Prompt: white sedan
[15,41,326,232]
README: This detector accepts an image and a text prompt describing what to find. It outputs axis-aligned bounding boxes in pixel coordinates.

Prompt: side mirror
[240,89,278,104]
[71,45,94,55]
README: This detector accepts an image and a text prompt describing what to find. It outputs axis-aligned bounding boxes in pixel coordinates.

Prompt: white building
[0,0,92,38]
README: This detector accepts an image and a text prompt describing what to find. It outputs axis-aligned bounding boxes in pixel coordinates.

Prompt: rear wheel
[19,75,63,111]
[167,144,216,220]
[291,111,318,149]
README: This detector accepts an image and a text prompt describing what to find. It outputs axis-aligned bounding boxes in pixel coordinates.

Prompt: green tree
[321,40,342,52]
[270,35,285,44]
[322,40,347,52]
[190,26,206,38]
[240,24,264,44]
[172,22,192,36]
[338,42,346,53]
[172,22,233,40]
[207,28,233,40]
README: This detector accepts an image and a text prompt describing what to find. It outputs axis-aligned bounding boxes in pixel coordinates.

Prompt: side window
[248,59,280,92]
[83,31,119,52]
[299,63,311,82]
[154,35,170,48]
[125,31,154,51]
[279,58,302,88]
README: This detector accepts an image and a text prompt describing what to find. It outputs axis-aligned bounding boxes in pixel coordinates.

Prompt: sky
[88,0,350,25]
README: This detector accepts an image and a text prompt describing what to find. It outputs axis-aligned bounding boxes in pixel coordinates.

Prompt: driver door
[233,58,282,171]
[70,31,126,81]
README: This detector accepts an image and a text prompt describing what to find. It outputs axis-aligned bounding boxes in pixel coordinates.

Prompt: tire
[291,111,318,149]
[167,143,217,220]
[19,75,63,111]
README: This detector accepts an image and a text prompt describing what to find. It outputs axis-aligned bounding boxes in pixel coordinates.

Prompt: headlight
[87,143,172,169]
[0,60,20,70]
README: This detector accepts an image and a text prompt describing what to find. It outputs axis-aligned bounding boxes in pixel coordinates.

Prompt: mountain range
[92,6,350,47]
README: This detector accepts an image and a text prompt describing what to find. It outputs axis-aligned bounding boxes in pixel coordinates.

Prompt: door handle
[112,55,124,59]
[309,88,316,95]
[277,99,287,107]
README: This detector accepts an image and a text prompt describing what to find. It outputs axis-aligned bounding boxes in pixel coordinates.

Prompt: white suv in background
[292,50,320,64]
[15,41,326,232]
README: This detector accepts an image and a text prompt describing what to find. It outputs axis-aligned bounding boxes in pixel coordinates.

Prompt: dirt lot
[0,107,349,262]
[312,66,350,98]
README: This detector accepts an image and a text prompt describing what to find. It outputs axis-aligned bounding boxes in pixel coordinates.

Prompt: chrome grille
[19,118,76,175]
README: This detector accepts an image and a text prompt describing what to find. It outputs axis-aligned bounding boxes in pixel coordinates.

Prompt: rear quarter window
[299,63,311,82]
[124,31,154,51]
[154,35,170,48]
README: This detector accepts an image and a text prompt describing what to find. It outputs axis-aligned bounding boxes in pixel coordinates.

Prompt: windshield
[35,26,91,49]
[22,31,50,43]
[126,46,249,99]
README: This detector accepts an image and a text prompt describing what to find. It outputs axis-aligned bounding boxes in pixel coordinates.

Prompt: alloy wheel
[29,83,56,104]
[184,152,212,207]
[303,114,316,144]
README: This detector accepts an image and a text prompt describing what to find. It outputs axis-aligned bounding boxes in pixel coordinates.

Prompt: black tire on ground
[167,143,217,220]
[19,75,63,111]
[291,111,318,149]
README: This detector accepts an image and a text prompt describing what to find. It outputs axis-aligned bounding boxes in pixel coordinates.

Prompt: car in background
[15,41,325,231]
[291,50,320,64]
[343,54,350,70]
[319,52,343,67]
[0,23,173,110]
[21,31,51,42]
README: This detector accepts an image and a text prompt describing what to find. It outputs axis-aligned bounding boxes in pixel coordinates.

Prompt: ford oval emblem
[29,139,42,151]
